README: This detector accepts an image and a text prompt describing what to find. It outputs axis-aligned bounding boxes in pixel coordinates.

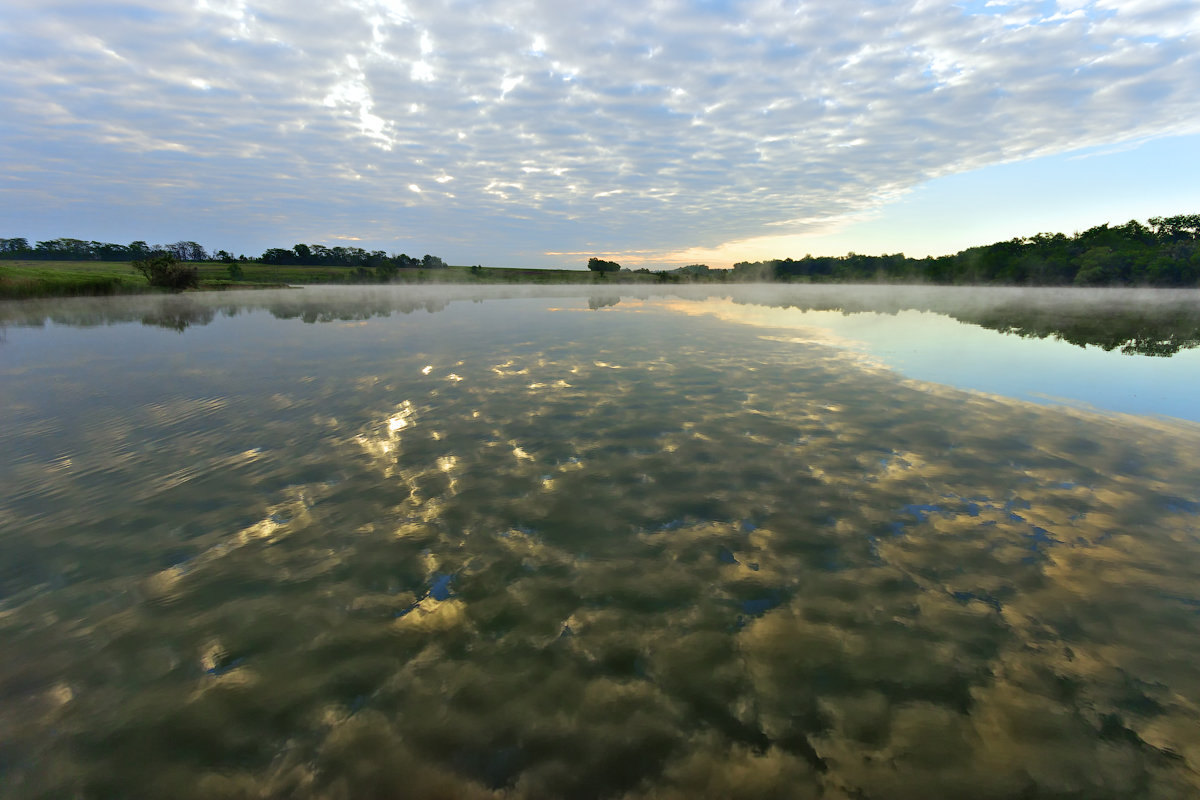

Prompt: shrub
[132,253,199,291]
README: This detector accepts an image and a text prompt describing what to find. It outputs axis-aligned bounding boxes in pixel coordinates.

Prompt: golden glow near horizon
[553,215,943,270]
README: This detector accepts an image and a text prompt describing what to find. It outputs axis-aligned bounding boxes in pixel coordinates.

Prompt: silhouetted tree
[588,257,620,273]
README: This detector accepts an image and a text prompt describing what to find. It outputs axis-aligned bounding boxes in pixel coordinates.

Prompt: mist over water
[3,286,1200,798]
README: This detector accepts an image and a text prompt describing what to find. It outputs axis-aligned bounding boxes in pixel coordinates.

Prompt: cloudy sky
[2,0,1199,268]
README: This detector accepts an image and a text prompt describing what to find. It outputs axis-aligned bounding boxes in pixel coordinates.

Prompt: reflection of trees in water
[589,295,621,310]
[965,306,1200,356]
[140,299,216,332]
[0,296,227,330]
[735,293,1200,357]
[0,292,453,331]
[3,287,1199,356]
[269,297,448,322]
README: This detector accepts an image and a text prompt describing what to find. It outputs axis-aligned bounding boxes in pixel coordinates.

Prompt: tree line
[5,214,1199,286]
[260,244,445,272]
[727,215,1200,286]
[0,238,227,262]
[0,238,446,272]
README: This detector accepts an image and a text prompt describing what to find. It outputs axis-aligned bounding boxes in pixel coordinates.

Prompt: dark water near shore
[3,286,1200,799]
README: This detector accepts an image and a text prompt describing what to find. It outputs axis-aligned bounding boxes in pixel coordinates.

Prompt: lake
[3,285,1200,799]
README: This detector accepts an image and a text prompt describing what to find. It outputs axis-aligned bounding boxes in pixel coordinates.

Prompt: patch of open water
[1,285,1199,798]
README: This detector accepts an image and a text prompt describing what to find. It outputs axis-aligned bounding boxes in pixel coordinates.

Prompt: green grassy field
[0,260,149,299]
[0,260,666,299]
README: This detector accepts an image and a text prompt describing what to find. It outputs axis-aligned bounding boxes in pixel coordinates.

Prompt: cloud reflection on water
[1,288,1200,797]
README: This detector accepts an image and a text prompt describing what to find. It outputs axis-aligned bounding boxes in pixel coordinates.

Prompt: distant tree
[161,241,207,261]
[35,238,92,259]
[730,261,774,281]
[1149,215,1200,241]
[133,253,199,291]
[1074,247,1123,286]
[227,262,244,280]
[0,237,30,257]
[91,241,131,261]
[422,254,446,269]
[261,248,295,265]
[587,257,620,273]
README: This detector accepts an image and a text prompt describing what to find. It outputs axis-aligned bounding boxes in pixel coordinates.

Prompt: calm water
[3,286,1200,799]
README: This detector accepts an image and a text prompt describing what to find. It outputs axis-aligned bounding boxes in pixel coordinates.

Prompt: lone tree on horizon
[587,257,621,273]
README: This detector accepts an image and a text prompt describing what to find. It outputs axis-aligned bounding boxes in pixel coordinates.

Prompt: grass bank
[1,260,666,299]
[0,261,147,299]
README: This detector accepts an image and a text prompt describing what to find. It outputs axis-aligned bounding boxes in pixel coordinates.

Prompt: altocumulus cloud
[1,0,1198,264]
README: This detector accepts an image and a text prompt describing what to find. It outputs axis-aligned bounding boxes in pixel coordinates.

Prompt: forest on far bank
[2,213,1198,287]
[723,214,1200,286]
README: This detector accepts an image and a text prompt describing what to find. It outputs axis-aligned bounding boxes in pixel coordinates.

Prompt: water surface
[2,286,1200,799]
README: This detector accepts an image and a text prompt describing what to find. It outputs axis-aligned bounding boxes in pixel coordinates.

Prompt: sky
[2,0,1199,269]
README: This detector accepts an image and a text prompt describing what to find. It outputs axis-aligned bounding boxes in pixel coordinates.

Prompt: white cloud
[499,73,525,98]
[410,60,434,82]
[1,0,1198,261]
